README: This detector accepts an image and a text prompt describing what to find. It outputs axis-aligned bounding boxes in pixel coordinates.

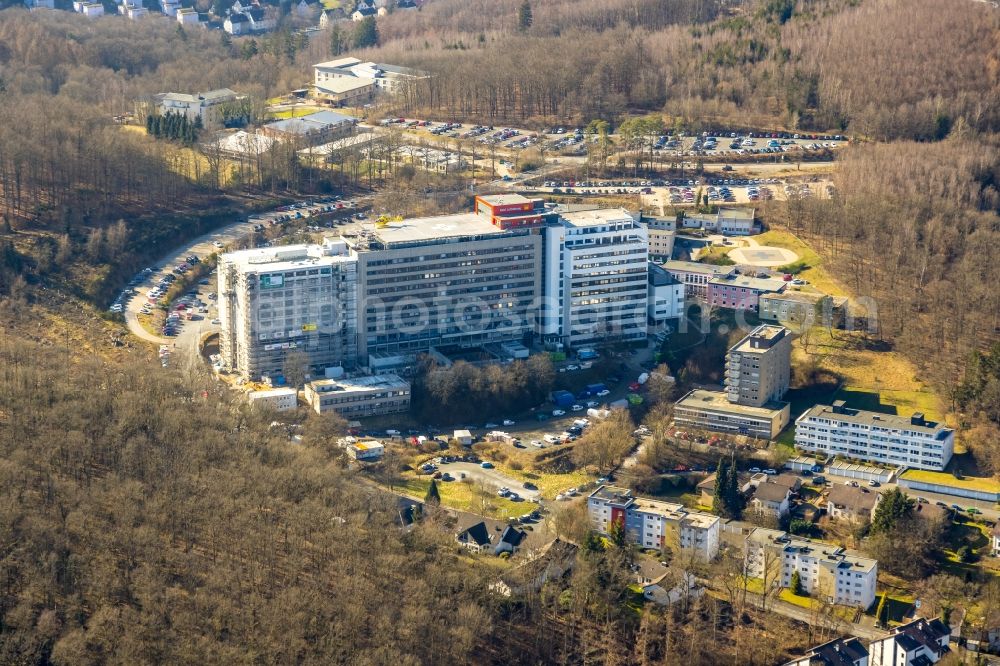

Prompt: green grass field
[754,230,848,298]
[900,469,1000,494]
[398,475,526,520]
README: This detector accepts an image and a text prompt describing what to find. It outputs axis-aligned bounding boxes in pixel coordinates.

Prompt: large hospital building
[218,196,651,380]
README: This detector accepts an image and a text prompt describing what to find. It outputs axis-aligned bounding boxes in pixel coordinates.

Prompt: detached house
[225,7,276,34]
[785,637,869,666]
[750,482,791,518]
[456,520,528,556]
[826,485,881,524]
[294,0,320,17]
[869,618,951,666]
[351,5,376,20]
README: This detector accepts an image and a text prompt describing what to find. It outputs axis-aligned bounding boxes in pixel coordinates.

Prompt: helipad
[727,245,799,267]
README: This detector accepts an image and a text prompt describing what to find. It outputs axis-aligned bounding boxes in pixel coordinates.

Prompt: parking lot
[121,196,372,364]
[378,117,848,160]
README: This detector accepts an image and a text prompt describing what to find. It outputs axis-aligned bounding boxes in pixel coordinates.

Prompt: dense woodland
[0,312,819,664]
[764,136,1000,459]
[371,0,1000,137]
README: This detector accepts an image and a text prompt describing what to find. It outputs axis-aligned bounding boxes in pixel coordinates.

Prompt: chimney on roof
[831,400,847,414]
[911,412,925,426]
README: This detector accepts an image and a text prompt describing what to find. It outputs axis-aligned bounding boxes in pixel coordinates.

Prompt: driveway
[442,462,541,500]
[124,197,372,361]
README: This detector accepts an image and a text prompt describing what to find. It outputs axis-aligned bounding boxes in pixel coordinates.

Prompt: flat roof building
[261,110,356,146]
[218,239,358,381]
[247,387,299,412]
[674,389,790,440]
[661,260,736,299]
[680,207,757,236]
[313,57,427,99]
[648,264,685,323]
[587,485,720,560]
[760,290,836,328]
[725,324,791,408]
[540,208,648,349]
[345,212,542,373]
[795,401,954,471]
[304,374,410,417]
[474,194,546,230]
[745,528,878,608]
[708,274,788,312]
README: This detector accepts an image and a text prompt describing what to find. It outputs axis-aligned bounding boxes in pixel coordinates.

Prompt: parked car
[480,461,494,469]
[552,409,566,416]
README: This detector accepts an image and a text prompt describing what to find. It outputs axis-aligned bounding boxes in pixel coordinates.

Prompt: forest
[0,303,820,665]
[764,135,1000,459]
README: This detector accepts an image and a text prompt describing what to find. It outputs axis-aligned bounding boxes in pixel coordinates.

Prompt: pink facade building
[708,276,787,311]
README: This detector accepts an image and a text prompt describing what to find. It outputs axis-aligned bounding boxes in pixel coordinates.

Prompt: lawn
[866,593,915,626]
[267,106,326,120]
[493,463,593,501]
[791,327,944,420]
[900,469,1000,494]
[754,230,848,299]
[397,474,525,520]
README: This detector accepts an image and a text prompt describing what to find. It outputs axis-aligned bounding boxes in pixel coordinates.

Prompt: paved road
[124,216,260,347]
[124,198,372,364]
[733,589,883,640]
[442,462,541,501]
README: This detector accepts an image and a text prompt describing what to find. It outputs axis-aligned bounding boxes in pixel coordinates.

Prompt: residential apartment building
[218,239,358,381]
[785,637,869,666]
[155,88,244,126]
[708,274,788,312]
[303,374,410,417]
[346,211,542,374]
[869,618,951,666]
[745,528,878,608]
[647,264,685,323]
[760,290,834,327]
[674,389,790,439]
[794,401,955,471]
[175,7,203,24]
[587,485,720,561]
[73,1,104,17]
[643,217,676,260]
[540,208,648,349]
[725,325,791,408]
[661,260,736,299]
[118,0,148,19]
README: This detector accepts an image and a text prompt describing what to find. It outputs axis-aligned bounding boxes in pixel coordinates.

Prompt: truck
[551,390,575,408]
[577,348,598,360]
